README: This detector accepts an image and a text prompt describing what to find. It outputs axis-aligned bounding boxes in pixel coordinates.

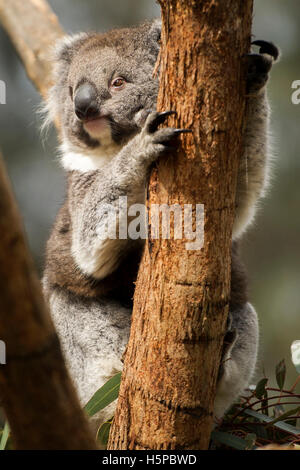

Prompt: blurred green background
[0,0,299,390]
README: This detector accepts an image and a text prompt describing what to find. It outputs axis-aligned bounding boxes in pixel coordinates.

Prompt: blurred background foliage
[0,0,299,392]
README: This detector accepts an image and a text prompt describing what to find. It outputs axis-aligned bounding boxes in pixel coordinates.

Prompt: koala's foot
[140,110,192,162]
[214,303,259,423]
[246,40,279,93]
[217,313,238,382]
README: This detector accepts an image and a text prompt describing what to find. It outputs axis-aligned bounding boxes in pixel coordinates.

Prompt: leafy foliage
[1,343,299,450]
[81,342,300,450]
[275,359,286,391]
[84,372,121,417]
[96,417,113,448]
[212,343,300,450]
[84,372,121,448]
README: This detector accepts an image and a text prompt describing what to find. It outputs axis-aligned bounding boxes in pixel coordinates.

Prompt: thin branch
[0,151,96,449]
[0,0,96,449]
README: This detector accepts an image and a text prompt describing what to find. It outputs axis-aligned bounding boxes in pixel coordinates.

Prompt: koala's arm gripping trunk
[108,0,253,450]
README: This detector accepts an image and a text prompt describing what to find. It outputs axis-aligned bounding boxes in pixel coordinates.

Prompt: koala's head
[46,20,161,169]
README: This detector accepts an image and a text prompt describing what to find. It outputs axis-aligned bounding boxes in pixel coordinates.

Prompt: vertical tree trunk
[108,0,253,450]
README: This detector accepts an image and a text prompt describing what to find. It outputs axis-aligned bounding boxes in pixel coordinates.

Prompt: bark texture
[0,153,96,449]
[0,1,96,449]
[108,0,253,450]
[0,0,63,99]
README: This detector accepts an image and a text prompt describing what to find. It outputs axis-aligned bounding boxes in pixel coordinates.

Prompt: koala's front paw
[140,111,192,162]
[246,40,279,93]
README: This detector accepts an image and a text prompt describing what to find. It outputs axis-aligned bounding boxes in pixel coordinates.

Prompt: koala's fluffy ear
[54,32,90,64]
[149,18,162,42]
[41,33,90,131]
[146,18,161,55]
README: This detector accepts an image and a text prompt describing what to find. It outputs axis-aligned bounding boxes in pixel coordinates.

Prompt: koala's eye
[111,77,126,90]
[69,86,73,100]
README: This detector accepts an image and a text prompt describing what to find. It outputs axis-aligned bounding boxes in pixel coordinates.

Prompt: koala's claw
[146,110,192,137]
[173,128,193,135]
[246,53,272,93]
[245,40,278,93]
[142,111,192,162]
[153,127,192,146]
[252,40,279,61]
[147,110,176,133]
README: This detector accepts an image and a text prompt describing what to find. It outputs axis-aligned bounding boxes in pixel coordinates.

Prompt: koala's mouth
[82,116,110,139]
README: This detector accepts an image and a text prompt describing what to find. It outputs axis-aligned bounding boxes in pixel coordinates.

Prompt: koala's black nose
[74,83,99,120]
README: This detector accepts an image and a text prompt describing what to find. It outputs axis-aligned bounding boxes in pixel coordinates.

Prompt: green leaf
[242,408,300,436]
[275,359,286,390]
[84,372,121,417]
[211,431,252,450]
[267,406,300,427]
[254,378,269,415]
[262,389,269,416]
[0,422,9,451]
[96,418,113,448]
[291,341,300,374]
[255,378,268,399]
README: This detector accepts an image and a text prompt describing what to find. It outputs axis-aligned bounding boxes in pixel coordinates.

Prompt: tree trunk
[0,1,96,449]
[108,0,253,450]
[0,152,96,449]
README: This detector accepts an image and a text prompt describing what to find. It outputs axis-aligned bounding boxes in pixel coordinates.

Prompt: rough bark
[0,2,96,449]
[0,152,96,449]
[108,0,253,450]
[0,0,64,99]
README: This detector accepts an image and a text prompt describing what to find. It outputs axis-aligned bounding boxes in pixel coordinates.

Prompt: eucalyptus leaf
[96,418,113,448]
[84,372,121,417]
[211,431,251,450]
[267,406,300,427]
[255,378,268,399]
[262,389,269,416]
[242,408,300,436]
[275,359,286,390]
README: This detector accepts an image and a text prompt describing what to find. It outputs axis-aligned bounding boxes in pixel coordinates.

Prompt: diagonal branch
[0,149,96,449]
[0,0,64,98]
[0,1,96,449]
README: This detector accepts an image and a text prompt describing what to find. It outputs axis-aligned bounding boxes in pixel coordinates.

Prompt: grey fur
[42,20,277,428]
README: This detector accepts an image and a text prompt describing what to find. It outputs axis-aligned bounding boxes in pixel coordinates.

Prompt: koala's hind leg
[233,41,279,238]
[213,302,259,421]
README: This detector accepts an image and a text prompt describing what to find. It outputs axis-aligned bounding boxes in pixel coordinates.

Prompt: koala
[42,20,278,428]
